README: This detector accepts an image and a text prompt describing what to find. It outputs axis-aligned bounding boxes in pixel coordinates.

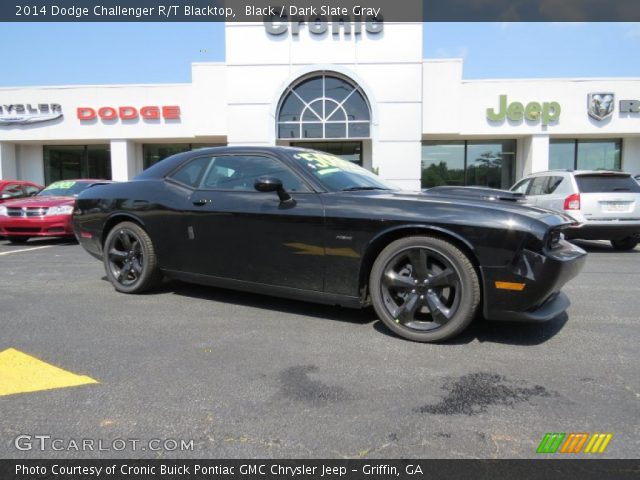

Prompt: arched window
[277,73,371,139]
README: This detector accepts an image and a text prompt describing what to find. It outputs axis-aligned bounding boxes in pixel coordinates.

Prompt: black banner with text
[1,459,639,480]
[3,0,640,22]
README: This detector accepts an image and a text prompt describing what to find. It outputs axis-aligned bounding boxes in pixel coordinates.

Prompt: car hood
[2,196,75,208]
[360,188,574,222]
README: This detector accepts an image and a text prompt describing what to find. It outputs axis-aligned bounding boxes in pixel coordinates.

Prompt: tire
[369,236,480,342]
[7,237,29,244]
[103,221,161,293]
[610,237,638,251]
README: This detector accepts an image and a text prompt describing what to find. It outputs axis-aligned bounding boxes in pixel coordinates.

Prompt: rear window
[575,174,640,193]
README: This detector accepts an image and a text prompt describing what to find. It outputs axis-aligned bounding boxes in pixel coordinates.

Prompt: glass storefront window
[466,141,516,189]
[549,140,575,170]
[277,73,371,140]
[421,140,516,189]
[577,140,621,170]
[549,139,622,171]
[421,142,465,187]
[44,145,111,185]
[142,143,224,169]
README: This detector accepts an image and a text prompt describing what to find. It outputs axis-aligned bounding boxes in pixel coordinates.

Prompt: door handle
[192,198,211,206]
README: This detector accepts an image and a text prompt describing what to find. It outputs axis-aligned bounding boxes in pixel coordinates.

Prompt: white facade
[1,22,639,189]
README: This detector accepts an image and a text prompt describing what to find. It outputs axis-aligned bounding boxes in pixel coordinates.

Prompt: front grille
[6,207,48,217]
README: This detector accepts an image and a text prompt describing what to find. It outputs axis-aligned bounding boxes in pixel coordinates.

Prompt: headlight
[0,206,7,216]
[46,205,74,216]
[547,228,565,249]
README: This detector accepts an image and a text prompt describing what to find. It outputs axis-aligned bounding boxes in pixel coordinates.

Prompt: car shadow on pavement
[572,240,639,253]
[156,279,379,326]
[0,237,77,247]
[151,279,570,344]
[374,313,569,346]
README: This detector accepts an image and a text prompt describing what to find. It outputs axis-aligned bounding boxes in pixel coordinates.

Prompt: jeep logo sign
[264,16,383,36]
[487,95,561,126]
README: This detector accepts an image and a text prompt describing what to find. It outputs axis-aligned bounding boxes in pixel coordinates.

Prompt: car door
[539,175,567,212]
[180,153,326,292]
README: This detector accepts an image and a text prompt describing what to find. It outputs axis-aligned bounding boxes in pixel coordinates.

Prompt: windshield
[38,180,92,197]
[290,150,397,192]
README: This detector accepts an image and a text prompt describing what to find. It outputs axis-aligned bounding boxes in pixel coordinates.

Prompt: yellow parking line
[0,348,98,397]
[0,245,56,256]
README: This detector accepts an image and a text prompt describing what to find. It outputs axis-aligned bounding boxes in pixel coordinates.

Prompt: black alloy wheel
[103,221,161,293]
[370,236,480,342]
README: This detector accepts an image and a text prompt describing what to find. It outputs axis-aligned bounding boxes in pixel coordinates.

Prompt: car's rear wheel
[610,237,638,251]
[369,236,480,342]
[103,221,161,293]
[7,237,29,244]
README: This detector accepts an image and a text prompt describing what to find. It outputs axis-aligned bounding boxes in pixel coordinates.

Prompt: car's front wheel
[369,236,480,342]
[103,221,161,293]
[610,237,638,251]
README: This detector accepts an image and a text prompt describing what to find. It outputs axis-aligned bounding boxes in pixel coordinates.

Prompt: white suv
[511,170,640,251]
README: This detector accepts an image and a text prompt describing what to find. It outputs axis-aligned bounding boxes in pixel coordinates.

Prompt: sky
[0,22,638,87]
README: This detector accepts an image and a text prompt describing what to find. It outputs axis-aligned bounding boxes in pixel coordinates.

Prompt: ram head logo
[588,93,615,121]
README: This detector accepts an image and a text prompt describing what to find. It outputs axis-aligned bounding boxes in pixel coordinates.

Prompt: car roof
[525,170,630,177]
[0,179,41,186]
[45,179,112,185]
[134,145,314,180]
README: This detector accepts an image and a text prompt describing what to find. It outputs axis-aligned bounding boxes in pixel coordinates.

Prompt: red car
[0,180,43,204]
[0,179,110,244]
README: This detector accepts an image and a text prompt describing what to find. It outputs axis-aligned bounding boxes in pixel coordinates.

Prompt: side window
[200,155,309,192]
[168,156,212,188]
[528,176,549,196]
[511,178,531,194]
[1,183,24,199]
[546,176,564,194]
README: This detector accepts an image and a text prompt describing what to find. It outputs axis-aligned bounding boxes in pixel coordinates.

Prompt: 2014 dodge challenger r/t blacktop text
[72,147,586,342]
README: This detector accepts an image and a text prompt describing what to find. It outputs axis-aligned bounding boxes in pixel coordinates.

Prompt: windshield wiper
[340,186,390,192]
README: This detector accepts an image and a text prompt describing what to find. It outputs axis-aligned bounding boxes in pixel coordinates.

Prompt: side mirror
[254,177,292,203]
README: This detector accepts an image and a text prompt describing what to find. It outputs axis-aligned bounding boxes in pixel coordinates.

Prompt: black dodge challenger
[73,146,586,342]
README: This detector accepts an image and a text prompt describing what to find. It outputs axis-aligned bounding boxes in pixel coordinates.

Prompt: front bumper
[0,215,74,237]
[482,239,586,322]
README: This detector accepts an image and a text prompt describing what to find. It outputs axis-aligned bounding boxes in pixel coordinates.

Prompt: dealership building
[1,21,639,191]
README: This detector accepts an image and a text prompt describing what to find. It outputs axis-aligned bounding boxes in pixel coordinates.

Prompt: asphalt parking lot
[0,238,638,459]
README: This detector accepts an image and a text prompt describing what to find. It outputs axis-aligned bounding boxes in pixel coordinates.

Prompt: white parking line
[0,245,56,256]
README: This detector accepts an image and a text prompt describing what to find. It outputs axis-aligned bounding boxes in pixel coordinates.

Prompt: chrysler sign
[0,103,63,126]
